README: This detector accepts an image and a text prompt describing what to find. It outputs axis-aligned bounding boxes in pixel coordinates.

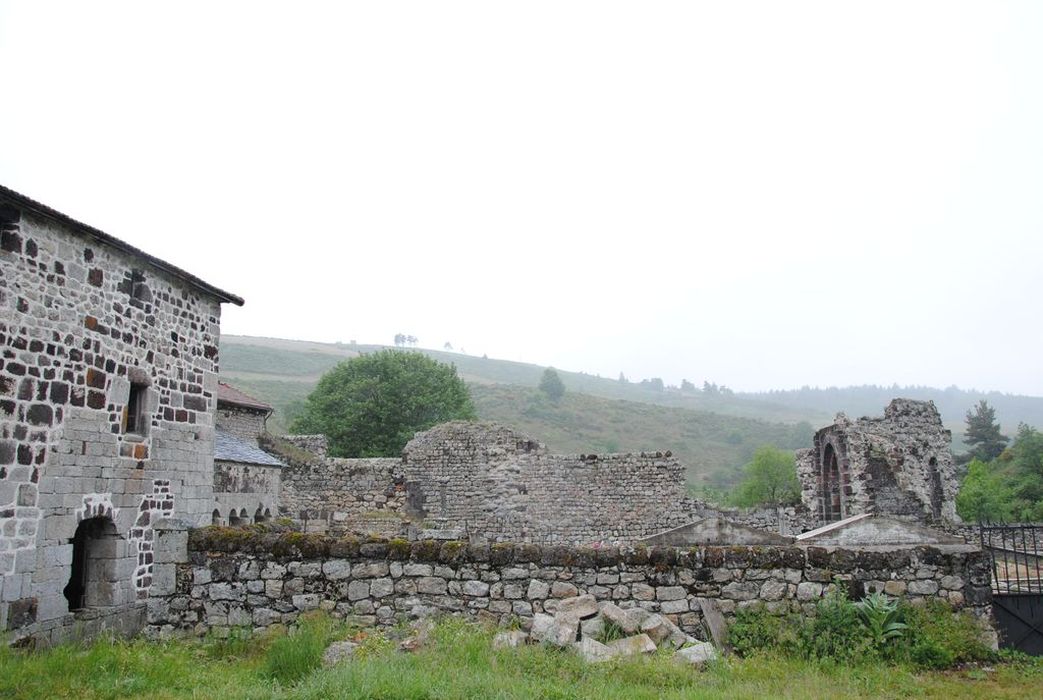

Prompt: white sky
[1,2,1041,395]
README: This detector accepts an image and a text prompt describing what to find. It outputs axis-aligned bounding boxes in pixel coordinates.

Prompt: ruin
[796,398,959,526]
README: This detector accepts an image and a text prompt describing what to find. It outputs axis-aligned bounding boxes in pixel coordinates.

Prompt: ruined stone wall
[1,202,223,640]
[399,422,695,545]
[269,433,405,532]
[215,406,266,443]
[213,461,280,526]
[146,529,993,642]
[797,400,959,527]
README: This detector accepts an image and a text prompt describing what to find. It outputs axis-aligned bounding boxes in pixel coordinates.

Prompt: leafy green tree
[291,350,475,457]
[955,459,1012,522]
[538,368,566,402]
[1009,424,1043,519]
[730,446,800,507]
[964,400,1008,462]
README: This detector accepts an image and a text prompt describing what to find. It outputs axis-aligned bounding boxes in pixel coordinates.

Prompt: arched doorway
[63,517,121,611]
[821,443,844,522]
[212,509,222,525]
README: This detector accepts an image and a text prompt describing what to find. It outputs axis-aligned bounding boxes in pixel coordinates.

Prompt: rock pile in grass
[492,594,718,666]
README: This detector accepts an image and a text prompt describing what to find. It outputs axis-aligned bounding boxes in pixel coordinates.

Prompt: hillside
[218,335,1043,485]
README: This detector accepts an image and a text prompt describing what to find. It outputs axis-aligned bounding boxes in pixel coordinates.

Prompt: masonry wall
[797,400,959,527]
[216,405,266,442]
[146,529,994,643]
[399,422,696,545]
[1,203,223,641]
[213,461,280,526]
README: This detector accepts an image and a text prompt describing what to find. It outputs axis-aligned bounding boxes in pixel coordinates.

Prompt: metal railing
[981,522,1043,595]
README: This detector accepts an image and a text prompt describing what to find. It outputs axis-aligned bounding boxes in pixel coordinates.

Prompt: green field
[2,618,1039,700]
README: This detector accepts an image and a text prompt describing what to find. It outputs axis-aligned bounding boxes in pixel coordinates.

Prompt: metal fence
[980,522,1043,595]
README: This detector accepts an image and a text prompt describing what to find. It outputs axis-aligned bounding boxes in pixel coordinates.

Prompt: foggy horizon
[2,2,1041,396]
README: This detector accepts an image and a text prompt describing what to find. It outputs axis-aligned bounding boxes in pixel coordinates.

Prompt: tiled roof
[214,428,283,467]
[0,184,244,305]
[217,381,272,411]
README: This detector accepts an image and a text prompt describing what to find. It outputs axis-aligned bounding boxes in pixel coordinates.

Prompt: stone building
[212,382,282,526]
[796,399,959,526]
[0,185,242,643]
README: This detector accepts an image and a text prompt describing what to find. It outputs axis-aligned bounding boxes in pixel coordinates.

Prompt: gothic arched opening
[63,516,121,611]
[821,443,844,522]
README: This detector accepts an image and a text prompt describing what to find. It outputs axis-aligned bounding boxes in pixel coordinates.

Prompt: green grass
[2,618,1041,700]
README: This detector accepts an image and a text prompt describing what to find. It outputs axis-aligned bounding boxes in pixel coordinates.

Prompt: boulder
[607,633,657,657]
[574,637,615,663]
[580,615,605,640]
[675,642,718,667]
[322,640,358,667]
[531,612,579,647]
[600,602,650,634]
[530,614,556,644]
[556,594,598,619]
[492,630,529,650]
[639,613,687,647]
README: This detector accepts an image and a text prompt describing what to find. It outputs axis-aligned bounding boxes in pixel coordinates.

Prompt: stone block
[556,594,598,619]
[574,637,614,662]
[676,641,718,667]
[527,579,550,600]
[607,633,657,657]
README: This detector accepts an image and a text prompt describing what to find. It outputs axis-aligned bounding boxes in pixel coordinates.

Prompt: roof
[217,381,272,411]
[214,428,284,467]
[0,184,244,306]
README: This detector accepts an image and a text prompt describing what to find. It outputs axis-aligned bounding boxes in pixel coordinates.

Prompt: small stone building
[796,399,959,526]
[0,185,242,643]
[212,382,282,525]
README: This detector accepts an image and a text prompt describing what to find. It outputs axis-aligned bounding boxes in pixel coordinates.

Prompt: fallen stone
[675,642,718,667]
[600,602,650,634]
[492,630,529,650]
[573,637,615,663]
[550,613,580,646]
[322,640,358,667]
[556,594,598,619]
[640,613,685,647]
[697,597,730,652]
[399,618,435,652]
[580,615,605,640]
[530,614,556,644]
[607,633,657,657]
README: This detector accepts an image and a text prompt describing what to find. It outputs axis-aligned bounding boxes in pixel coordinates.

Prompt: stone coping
[188,526,987,569]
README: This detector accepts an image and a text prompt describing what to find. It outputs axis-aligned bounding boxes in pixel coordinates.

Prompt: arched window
[228,509,242,526]
[254,506,264,524]
[212,509,222,526]
[63,517,121,611]
[821,443,844,522]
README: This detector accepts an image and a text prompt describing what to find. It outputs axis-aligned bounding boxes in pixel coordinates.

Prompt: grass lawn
[1,618,1040,700]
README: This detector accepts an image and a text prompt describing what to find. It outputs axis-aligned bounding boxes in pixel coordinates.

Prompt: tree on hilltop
[964,400,1008,462]
[291,350,475,457]
[539,368,566,402]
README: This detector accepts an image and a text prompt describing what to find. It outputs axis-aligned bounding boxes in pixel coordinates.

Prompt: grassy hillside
[470,385,812,489]
[218,336,816,489]
[219,336,830,425]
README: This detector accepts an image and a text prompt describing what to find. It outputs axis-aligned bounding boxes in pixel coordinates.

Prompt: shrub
[796,585,873,663]
[854,593,908,653]
[727,605,796,657]
[897,599,995,668]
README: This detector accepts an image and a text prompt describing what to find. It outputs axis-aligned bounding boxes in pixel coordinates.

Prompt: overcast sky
[1,2,1040,395]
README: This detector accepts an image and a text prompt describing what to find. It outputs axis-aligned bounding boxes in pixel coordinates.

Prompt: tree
[956,459,1012,522]
[618,372,628,384]
[680,379,696,393]
[1009,423,1043,519]
[539,368,566,402]
[443,342,453,351]
[291,350,476,457]
[964,400,1008,462]
[730,446,800,507]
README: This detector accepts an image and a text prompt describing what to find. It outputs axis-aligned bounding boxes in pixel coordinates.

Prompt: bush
[797,585,873,663]
[727,606,797,657]
[897,599,995,668]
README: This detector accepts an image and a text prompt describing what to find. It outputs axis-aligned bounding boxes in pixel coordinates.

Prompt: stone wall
[213,461,281,526]
[216,405,266,443]
[399,422,696,544]
[797,400,959,527]
[0,193,230,642]
[146,528,993,641]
